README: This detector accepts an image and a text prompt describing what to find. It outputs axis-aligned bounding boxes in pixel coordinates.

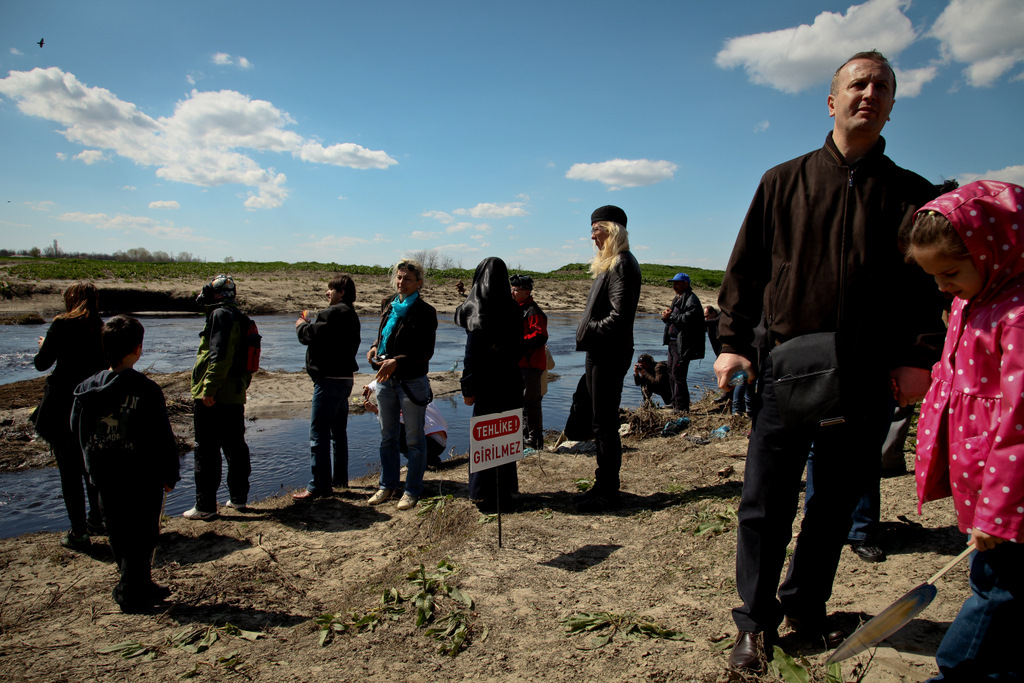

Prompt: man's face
[672,281,687,294]
[511,286,530,304]
[828,59,895,142]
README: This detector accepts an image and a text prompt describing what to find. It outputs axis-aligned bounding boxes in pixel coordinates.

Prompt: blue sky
[1,0,1022,271]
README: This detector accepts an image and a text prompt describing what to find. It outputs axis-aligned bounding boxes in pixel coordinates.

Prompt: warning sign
[469,408,525,473]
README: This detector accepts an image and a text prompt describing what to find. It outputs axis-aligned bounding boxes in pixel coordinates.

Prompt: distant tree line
[0,241,206,263]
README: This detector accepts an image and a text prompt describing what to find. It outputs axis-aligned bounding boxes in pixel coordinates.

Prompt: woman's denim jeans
[376,376,429,497]
[308,378,353,495]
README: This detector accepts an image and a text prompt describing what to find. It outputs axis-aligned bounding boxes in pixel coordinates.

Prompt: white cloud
[931,0,1024,87]
[410,230,442,240]
[57,211,207,240]
[453,202,528,219]
[298,235,371,251]
[894,65,939,97]
[444,221,492,234]
[422,210,453,224]
[122,185,136,191]
[754,120,770,133]
[74,150,106,165]
[11,48,23,56]
[0,67,397,209]
[28,201,55,211]
[565,158,678,189]
[211,53,253,70]
[149,200,180,210]
[958,164,1024,186]
[715,0,916,93]
[55,152,66,161]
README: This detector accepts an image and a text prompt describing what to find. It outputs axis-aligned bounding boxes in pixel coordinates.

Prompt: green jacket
[191,303,251,404]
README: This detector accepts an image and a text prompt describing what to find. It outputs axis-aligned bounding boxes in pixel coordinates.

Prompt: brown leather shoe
[728,630,767,672]
[784,615,847,649]
[292,489,318,501]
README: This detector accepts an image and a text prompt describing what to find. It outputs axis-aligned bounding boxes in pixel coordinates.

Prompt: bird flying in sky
[37,38,44,48]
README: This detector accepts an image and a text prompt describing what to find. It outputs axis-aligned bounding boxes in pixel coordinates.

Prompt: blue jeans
[376,376,429,497]
[732,382,752,415]
[929,542,1023,681]
[308,378,353,495]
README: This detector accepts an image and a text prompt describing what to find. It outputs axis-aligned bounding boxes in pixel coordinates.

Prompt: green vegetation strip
[1,259,723,289]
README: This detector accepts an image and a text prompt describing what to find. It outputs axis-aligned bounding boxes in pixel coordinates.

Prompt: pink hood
[915,180,1024,305]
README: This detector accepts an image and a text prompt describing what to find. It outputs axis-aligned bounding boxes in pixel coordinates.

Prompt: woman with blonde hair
[573,206,641,512]
[366,259,438,511]
[33,282,105,549]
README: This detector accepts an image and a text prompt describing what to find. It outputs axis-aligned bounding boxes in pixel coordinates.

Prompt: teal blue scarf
[379,291,418,357]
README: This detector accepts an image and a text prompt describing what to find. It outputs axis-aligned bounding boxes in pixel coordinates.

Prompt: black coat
[296,302,360,381]
[576,251,641,353]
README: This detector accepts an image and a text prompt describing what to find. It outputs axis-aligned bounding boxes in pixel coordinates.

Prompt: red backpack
[234,312,262,374]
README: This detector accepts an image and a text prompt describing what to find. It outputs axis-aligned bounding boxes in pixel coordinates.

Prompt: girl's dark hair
[57,282,99,322]
[101,314,144,367]
[328,274,356,304]
[905,211,970,263]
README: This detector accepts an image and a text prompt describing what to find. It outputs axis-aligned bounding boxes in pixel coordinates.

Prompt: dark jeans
[668,344,690,412]
[584,348,632,494]
[53,433,102,535]
[308,378,353,494]
[929,542,1023,681]
[99,480,163,608]
[522,367,544,448]
[732,355,888,633]
[732,382,752,415]
[806,449,881,544]
[193,400,250,512]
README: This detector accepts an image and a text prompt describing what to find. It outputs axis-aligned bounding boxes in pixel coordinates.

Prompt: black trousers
[193,401,250,512]
[98,480,163,608]
[53,432,102,534]
[521,367,544,448]
[584,348,632,494]
[732,355,888,633]
[668,344,691,412]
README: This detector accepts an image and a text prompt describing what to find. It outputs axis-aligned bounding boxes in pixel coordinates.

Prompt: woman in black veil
[455,257,524,512]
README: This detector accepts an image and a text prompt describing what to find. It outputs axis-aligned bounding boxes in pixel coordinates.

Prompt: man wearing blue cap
[661,272,704,412]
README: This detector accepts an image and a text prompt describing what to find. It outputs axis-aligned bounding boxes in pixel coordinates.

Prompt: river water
[0,312,718,538]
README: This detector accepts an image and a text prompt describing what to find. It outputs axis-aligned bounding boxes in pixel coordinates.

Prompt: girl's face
[913,244,985,300]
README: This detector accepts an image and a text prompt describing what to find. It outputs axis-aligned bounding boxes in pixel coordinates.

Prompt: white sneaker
[183,507,218,521]
[224,500,248,512]
[396,493,418,511]
[367,489,398,506]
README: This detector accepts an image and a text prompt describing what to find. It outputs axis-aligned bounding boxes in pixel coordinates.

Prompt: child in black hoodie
[72,315,180,612]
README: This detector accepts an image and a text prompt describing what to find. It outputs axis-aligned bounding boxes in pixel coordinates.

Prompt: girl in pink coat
[908,180,1023,682]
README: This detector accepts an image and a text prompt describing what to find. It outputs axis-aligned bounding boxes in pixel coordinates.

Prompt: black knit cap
[590,205,627,227]
[510,274,534,290]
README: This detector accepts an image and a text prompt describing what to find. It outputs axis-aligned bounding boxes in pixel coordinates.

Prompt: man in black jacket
[293,274,360,499]
[661,272,704,412]
[714,51,942,672]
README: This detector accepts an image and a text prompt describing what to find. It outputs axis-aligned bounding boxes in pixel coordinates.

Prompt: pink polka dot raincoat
[915,180,1024,543]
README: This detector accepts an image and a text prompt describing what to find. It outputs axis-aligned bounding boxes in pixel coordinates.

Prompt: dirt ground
[0,272,967,682]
